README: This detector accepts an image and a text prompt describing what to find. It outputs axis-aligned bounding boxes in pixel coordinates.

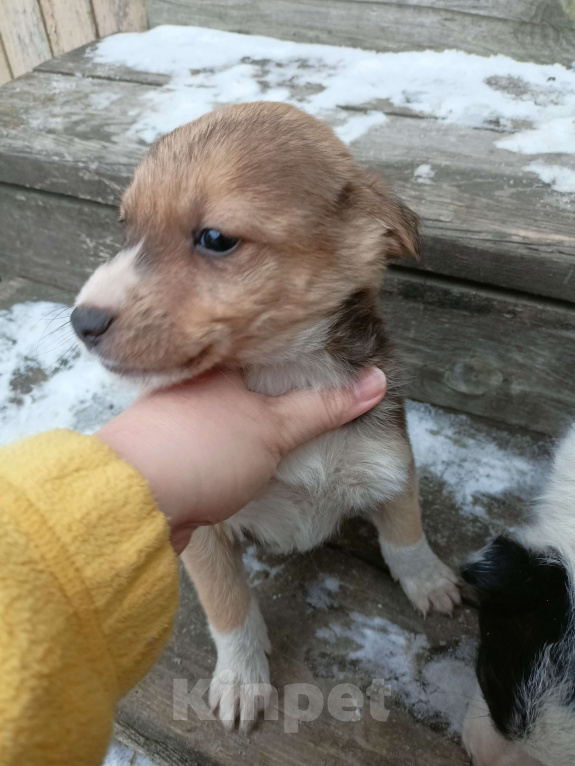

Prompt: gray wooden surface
[146,0,575,67]
[4,56,575,303]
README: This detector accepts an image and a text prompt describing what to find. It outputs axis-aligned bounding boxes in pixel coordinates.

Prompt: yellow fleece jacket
[0,430,179,766]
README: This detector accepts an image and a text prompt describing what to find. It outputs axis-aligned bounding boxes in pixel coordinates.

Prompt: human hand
[96,368,386,553]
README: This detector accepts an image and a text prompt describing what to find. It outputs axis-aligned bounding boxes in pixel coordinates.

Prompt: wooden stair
[1,6,573,764]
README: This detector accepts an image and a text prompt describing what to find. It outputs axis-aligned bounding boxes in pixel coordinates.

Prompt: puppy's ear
[461,536,565,611]
[342,170,420,261]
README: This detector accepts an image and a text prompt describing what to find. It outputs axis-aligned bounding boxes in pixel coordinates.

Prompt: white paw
[209,651,272,732]
[209,599,273,731]
[380,536,461,615]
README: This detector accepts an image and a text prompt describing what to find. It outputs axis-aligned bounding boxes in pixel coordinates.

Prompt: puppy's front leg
[372,461,461,615]
[181,525,272,730]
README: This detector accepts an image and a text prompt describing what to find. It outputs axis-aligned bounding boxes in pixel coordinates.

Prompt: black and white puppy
[462,425,575,766]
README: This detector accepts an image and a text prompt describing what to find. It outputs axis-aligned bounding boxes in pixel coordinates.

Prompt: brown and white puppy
[71,102,460,729]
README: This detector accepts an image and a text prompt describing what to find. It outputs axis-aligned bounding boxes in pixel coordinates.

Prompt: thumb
[266,367,387,455]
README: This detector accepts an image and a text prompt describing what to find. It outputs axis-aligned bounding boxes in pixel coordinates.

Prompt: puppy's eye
[196,229,239,256]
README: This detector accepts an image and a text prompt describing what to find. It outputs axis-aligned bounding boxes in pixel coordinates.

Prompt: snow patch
[0,301,134,446]
[242,544,282,585]
[525,160,575,193]
[414,164,435,184]
[103,741,157,766]
[307,575,341,609]
[318,612,477,734]
[406,400,547,520]
[91,25,575,159]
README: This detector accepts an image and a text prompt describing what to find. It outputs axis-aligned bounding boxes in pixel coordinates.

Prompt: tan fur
[181,525,252,633]
[78,102,419,378]
[371,460,423,547]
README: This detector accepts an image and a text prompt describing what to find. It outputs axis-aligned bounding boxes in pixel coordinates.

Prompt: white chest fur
[226,343,409,553]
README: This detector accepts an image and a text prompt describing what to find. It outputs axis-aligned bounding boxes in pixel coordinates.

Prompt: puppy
[462,425,575,766]
[71,102,460,728]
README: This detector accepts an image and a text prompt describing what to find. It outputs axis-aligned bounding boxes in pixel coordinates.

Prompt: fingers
[267,367,387,455]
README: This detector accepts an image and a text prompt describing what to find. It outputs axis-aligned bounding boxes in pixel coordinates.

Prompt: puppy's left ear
[345,170,421,261]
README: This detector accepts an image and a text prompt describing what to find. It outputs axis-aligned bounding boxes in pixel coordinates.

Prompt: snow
[91,25,575,164]
[242,544,282,585]
[406,401,547,521]
[103,741,156,766]
[306,575,341,610]
[317,612,477,735]
[0,301,134,446]
[414,164,435,184]
[525,160,575,193]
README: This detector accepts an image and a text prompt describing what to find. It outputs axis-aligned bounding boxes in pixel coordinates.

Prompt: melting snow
[406,401,547,521]
[318,612,477,735]
[242,544,282,585]
[91,25,575,164]
[525,160,575,193]
[307,575,341,609]
[413,164,435,184]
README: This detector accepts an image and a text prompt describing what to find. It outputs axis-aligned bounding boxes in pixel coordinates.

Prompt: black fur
[461,536,571,737]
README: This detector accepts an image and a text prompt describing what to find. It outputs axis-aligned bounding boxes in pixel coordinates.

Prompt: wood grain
[146,0,575,66]
[0,35,12,85]
[5,65,575,303]
[91,0,147,37]
[0,0,51,78]
[116,547,477,766]
[1,183,574,435]
[37,0,95,57]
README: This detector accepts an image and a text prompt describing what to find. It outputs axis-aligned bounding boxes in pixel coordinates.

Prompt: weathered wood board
[4,58,575,303]
[0,35,13,86]
[37,0,96,58]
[146,0,575,67]
[0,0,51,78]
[91,0,148,38]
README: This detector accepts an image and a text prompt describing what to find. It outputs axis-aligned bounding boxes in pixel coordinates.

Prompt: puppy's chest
[231,358,408,552]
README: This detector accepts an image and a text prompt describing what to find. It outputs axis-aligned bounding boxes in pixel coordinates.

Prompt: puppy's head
[72,102,418,383]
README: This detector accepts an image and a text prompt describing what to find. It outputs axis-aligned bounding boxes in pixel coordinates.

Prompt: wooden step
[146,0,575,67]
[1,27,574,435]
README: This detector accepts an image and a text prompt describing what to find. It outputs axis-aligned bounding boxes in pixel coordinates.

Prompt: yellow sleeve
[0,430,179,766]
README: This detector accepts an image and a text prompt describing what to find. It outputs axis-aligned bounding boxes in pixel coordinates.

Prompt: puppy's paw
[380,536,461,616]
[209,599,273,731]
[209,651,272,732]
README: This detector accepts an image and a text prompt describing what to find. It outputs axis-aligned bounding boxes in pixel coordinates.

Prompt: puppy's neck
[244,289,396,397]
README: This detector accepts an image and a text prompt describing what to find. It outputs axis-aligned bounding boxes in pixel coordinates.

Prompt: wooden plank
[2,68,574,303]
[0,35,12,85]
[0,184,122,291]
[146,0,575,66]
[1,184,574,435]
[384,268,575,435]
[117,548,476,766]
[91,0,147,37]
[37,0,95,57]
[0,0,52,78]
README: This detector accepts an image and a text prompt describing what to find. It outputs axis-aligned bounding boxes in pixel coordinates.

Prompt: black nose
[71,306,115,349]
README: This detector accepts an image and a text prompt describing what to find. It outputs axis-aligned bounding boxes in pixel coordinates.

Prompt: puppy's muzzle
[71,305,115,350]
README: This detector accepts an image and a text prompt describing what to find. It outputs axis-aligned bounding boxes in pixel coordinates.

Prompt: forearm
[0,430,179,766]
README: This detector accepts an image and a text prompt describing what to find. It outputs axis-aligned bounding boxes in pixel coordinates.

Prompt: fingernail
[353,367,387,402]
